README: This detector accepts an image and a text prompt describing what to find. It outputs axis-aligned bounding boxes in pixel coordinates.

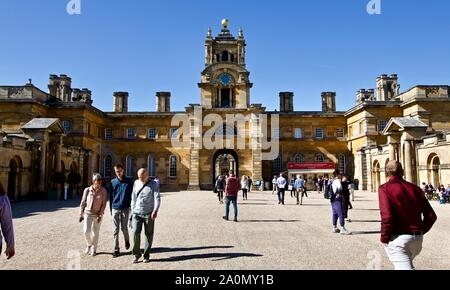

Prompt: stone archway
[8,156,23,201]
[212,149,239,185]
[427,154,441,187]
[372,160,381,192]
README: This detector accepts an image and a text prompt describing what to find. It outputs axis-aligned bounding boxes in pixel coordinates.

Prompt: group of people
[0,159,441,271]
[79,164,160,264]
[422,182,450,204]
[214,174,253,204]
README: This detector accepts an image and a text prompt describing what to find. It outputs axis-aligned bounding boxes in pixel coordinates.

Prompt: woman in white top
[241,175,249,200]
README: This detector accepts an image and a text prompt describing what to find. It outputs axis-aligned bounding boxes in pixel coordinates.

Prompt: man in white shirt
[276,173,287,205]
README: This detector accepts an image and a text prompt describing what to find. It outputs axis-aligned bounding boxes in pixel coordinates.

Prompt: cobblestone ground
[1,190,449,270]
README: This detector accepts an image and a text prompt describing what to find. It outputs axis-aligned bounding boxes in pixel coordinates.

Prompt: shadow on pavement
[12,198,81,219]
[238,219,300,223]
[151,252,263,262]
[151,246,234,253]
[350,220,381,223]
[351,231,381,235]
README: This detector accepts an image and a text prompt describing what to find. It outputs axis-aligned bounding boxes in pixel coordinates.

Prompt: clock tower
[199,19,252,109]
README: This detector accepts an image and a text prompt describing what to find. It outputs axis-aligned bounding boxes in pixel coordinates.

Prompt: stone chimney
[279,92,294,112]
[321,92,336,113]
[376,74,400,101]
[356,89,375,104]
[59,74,72,102]
[113,92,129,113]
[156,92,171,112]
[48,74,72,102]
[48,74,60,97]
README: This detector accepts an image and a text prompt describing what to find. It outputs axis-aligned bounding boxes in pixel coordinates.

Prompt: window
[103,155,112,179]
[348,126,353,138]
[170,128,179,139]
[220,124,237,136]
[169,155,177,178]
[96,127,100,138]
[221,51,229,62]
[337,128,345,138]
[378,120,388,132]
[274,154,282,175]
[127,128,135,139]
[359,122,363,134]
[315,128,324,139]
[315,154,325,162]
[148,155,156,178]
[105,128,113,140]
[148,128,157,140]
[338,154,346,174]
[126,155,134,178]
[294,154,304,163]
[62,121,71,134]
[273,128,280,140]
[86,122,91,135]
[294,128,303,139]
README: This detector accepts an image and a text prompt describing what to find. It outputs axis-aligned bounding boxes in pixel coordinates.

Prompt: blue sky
[1,0,449,112]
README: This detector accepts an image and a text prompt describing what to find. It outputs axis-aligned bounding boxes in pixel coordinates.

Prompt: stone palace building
[1,20,449,200]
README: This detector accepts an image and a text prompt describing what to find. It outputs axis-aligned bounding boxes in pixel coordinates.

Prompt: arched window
[274,154,282,175]
[104,155,112,179]
[294,154,304,163]
[315,154,325,162]
[221,51,229,62]
[126,155,134,178]
[148,155,156,178]
[338,154,346,174]
[169,155,177,178]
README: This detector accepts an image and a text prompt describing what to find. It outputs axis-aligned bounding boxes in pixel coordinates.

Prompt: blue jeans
[225,196,238,220]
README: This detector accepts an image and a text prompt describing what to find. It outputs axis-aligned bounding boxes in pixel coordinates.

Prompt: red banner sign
[288,162,336,170]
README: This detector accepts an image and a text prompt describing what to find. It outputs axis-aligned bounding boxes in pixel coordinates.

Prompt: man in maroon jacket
[223,170,240,222]
[379,161,437,270]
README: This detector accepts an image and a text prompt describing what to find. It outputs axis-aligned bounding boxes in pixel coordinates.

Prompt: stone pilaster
[404,140,414,183]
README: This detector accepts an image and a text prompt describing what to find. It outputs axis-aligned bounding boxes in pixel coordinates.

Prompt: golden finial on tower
[221,19,229,29]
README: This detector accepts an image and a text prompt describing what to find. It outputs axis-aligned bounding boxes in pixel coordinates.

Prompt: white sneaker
[340,228,352,235]
[90,247,97,256]
[85,246,91,255]
[332,227,340,233]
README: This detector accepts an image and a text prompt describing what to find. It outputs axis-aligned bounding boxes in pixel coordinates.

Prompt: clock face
[219,73,232,86]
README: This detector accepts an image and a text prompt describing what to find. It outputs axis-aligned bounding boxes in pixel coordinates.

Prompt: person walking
[80,173,108,256]
[0,182,14,260]
[241,175,249,201]
[109,164,134,257]
[223,170,240,222]
[341,175,352,222]
[215,175,225,204]
[277,173,287,205]
[379,161,437,270]
[330,170,351,235]
[272,175,278,195]
[247,177,253,193]
[294,175,306,205]
[131,168,161,264]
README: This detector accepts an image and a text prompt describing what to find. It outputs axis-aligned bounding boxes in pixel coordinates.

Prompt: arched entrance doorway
[372,160,381,192]
[428,154,440,187]
[212,149,239,185]
[8,157,22,201]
